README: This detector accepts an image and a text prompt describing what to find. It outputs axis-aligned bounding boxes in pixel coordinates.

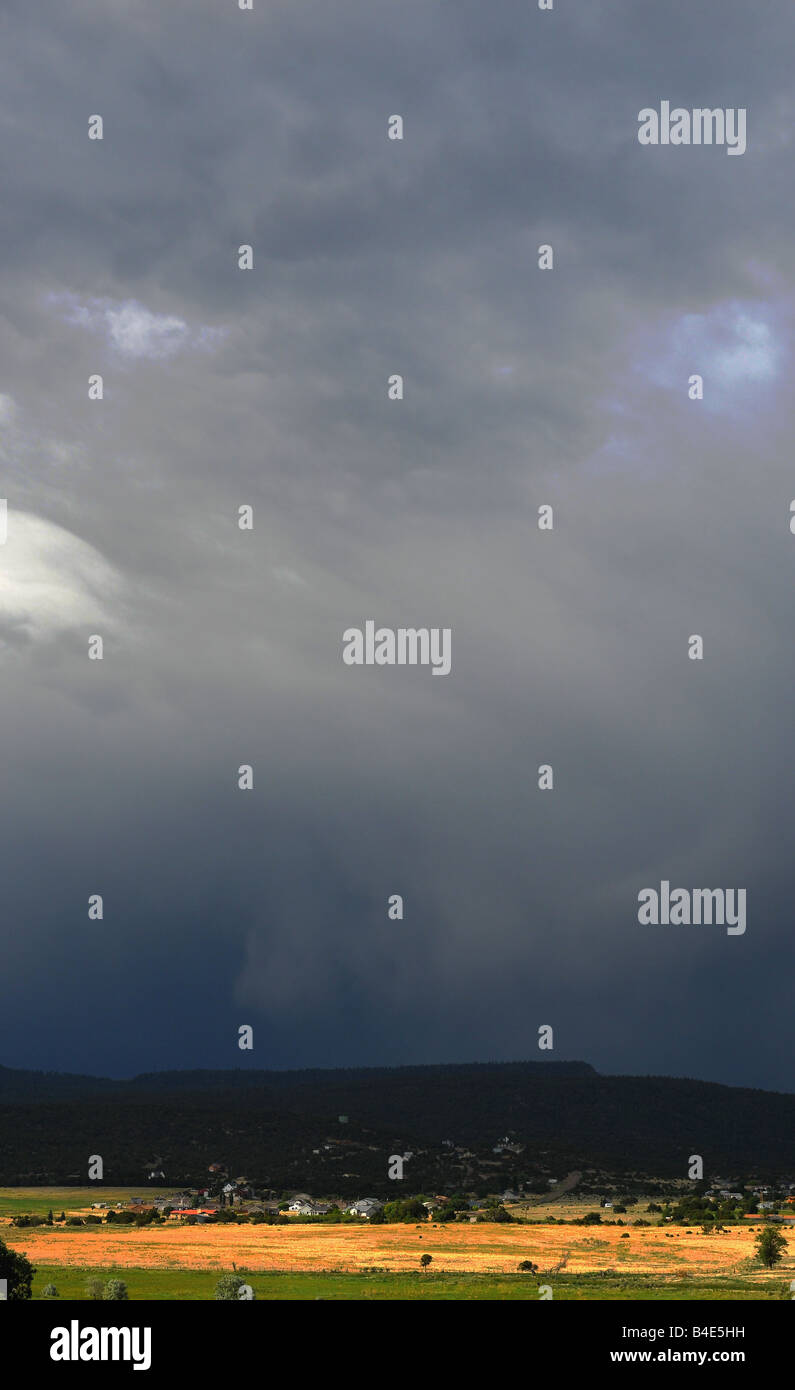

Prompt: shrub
[214,1273,255,1300]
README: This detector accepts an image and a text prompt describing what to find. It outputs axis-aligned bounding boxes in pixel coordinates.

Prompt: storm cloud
[0,0,793,1090]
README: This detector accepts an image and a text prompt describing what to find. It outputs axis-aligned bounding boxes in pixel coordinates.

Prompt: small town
[55,1173,795,1230]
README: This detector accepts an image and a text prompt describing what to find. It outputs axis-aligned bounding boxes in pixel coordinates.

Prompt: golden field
[4,1220,789,1281]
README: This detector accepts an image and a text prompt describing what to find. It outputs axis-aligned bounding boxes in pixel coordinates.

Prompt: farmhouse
[167,1207,218,1221]
[346,1198,383,1219]
[289,1198,333,1215]
[168,1195,195,1212]
[255,1201,281,1217]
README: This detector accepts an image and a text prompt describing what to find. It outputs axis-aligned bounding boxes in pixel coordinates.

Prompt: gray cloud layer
[0,0,793,1088]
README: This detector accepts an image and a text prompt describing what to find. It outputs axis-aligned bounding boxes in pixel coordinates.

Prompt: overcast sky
[0,0,793,1090]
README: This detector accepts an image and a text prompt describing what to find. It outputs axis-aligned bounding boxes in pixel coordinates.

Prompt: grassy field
[7,1214,787,1275]
[3,1190,790,1300]
[25,1265,790,1300]
[513,1196,641,1221]
[0,1188,180,1218]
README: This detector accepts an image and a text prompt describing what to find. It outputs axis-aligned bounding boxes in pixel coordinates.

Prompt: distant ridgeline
[0,1058,593,1102]
[0,1059,793,1188]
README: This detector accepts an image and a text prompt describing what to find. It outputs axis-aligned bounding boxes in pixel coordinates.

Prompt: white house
[289,1199,332,1216]
[346,1198,383,1219]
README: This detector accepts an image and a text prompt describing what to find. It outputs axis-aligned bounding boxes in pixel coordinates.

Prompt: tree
[420,1254,432,1272]
[103,1279,129,1300]
[518,1260,538,1272]
[383,1197,427,1223]
[755,1226,787,1269]
[47,1210,54,1226]
[487,1205,513,1223]
[42,1283,58,1298]
[0,1239,34,1299]
[85,1278,105,1300]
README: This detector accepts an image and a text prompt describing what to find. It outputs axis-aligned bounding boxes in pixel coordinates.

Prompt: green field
[25,1266,788,1301]
[0,1188,179,1217]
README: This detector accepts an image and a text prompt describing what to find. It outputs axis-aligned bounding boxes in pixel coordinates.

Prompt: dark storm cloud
[0,0,793,1088]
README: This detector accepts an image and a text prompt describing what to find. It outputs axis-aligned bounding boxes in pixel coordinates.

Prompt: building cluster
[91,1180,390,1223]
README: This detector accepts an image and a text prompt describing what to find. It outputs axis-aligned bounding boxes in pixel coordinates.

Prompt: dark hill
[0,1060,792,1189]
